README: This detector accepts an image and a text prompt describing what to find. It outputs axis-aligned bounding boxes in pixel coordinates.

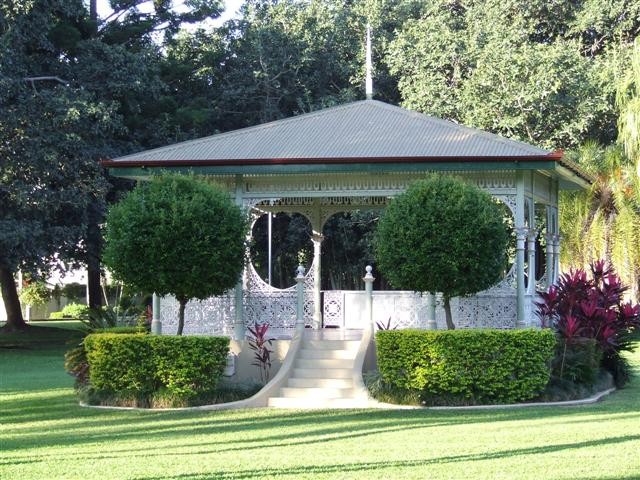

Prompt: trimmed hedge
[84,334,229,400]
[376,329,556,404]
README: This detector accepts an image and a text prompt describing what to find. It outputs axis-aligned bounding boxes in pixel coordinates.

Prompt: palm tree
[560,143,640,300]
[616,39,640,178]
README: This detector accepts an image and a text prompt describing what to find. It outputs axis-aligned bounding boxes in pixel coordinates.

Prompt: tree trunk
[86,202,103,310]
[89,0,98,27]
[0,266,28,332]
[177,297,186,335]
[443,296,455,330]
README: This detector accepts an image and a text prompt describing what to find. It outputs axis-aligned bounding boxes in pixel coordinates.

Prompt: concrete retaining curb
[80,387,616,413]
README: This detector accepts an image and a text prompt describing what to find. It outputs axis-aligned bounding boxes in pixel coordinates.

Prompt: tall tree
[0,0,117,330]
[386,0,623,150]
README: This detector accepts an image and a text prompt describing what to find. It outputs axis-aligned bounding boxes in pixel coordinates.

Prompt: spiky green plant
[560,143,640,300]
[616,39,640,178]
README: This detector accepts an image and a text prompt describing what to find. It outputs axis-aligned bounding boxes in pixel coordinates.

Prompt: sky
[95,0,244,28]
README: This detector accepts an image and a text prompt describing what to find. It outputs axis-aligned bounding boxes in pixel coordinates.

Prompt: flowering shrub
[536,260,640,386]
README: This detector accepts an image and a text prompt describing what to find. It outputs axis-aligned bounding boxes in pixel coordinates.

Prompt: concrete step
[296,358,353,369]
[292,368,353,379]
[301,340,360,350]
[287,378,353,389]
[267,397,368,409]
[298,349,357,360]
[279,387,357,399]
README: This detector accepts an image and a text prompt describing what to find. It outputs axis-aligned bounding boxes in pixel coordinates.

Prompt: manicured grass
[1,325,639,480]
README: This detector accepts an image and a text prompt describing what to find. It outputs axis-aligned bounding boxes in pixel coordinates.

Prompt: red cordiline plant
[536,260,640,385]
[247,322,274,384]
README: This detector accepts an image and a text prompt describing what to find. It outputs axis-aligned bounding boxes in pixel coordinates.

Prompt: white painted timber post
[545,233,554,289]
[312,233,324,329]
[363,265,375,332]
[233,174,246,340]
[427,293,437,330]
[515,227,527,329]
[295,265,305,332]
[515,171,526,329]
[552,234,562,284]
[151,293,162,335]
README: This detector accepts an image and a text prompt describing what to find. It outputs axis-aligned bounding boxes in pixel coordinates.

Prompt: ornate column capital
[515,227,529,239]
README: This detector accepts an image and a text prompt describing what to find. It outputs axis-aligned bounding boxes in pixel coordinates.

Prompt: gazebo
[104,100,592,338]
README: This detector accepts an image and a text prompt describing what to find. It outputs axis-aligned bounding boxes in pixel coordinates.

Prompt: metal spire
[365,24,373,100]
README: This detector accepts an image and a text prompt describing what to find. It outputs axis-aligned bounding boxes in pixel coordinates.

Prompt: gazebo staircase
[267,333,369,408]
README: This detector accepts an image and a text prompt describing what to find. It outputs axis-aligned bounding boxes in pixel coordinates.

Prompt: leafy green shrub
[375,175,509,329]
[49,311,65,319]
[19,281,51,307]
[103,174,247,335]
[363,371,421,405]
[552,338,601,385]
[84,334,229,405]
[93,326,147,334]
[59,303,90,319]
[64,327,147,387]
[376,329,555,404]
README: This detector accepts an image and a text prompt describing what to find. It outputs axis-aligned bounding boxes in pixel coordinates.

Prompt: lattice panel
[323,291,344,327]
[324,287,520,331]
[159,294,235,336]
[243,261,315,329]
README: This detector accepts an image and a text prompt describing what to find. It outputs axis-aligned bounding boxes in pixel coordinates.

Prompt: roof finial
[365,24,373,100]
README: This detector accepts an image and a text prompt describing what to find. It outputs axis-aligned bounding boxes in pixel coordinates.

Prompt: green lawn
[1,324,639,480]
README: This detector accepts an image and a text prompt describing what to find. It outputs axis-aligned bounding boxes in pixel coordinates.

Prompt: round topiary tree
[375,175,509,330]
[103,174,247,335]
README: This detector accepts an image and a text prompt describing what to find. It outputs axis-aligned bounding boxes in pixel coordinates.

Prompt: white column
[516,228,527,328]
[527,230,537,295]
[312,233,324,329]
[515,172,526,329]
[363,265,375,333]
[545,233,554,288]
[295,265,305,332]
[151,293,162,335]
[426,293,437,330]
[553,234,562,284]
[233,174,245,340]
[545,206,554,288]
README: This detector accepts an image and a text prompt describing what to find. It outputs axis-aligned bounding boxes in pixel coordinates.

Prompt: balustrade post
[363,265,375,332]
[295,265,306,332]
[427,293,437,330]
[151,293,162,335]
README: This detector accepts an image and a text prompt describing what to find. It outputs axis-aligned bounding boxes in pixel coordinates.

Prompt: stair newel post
[295,265,306,332]
[151,293,162,335]
[363,265,375,332]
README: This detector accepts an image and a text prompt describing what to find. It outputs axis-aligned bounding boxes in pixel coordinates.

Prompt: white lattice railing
[160,266,530,335]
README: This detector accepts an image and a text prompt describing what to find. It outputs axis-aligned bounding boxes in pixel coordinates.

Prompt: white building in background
[1,268,90,322]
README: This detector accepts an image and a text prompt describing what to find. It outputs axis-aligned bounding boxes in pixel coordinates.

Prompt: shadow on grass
[115,434,640,480]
